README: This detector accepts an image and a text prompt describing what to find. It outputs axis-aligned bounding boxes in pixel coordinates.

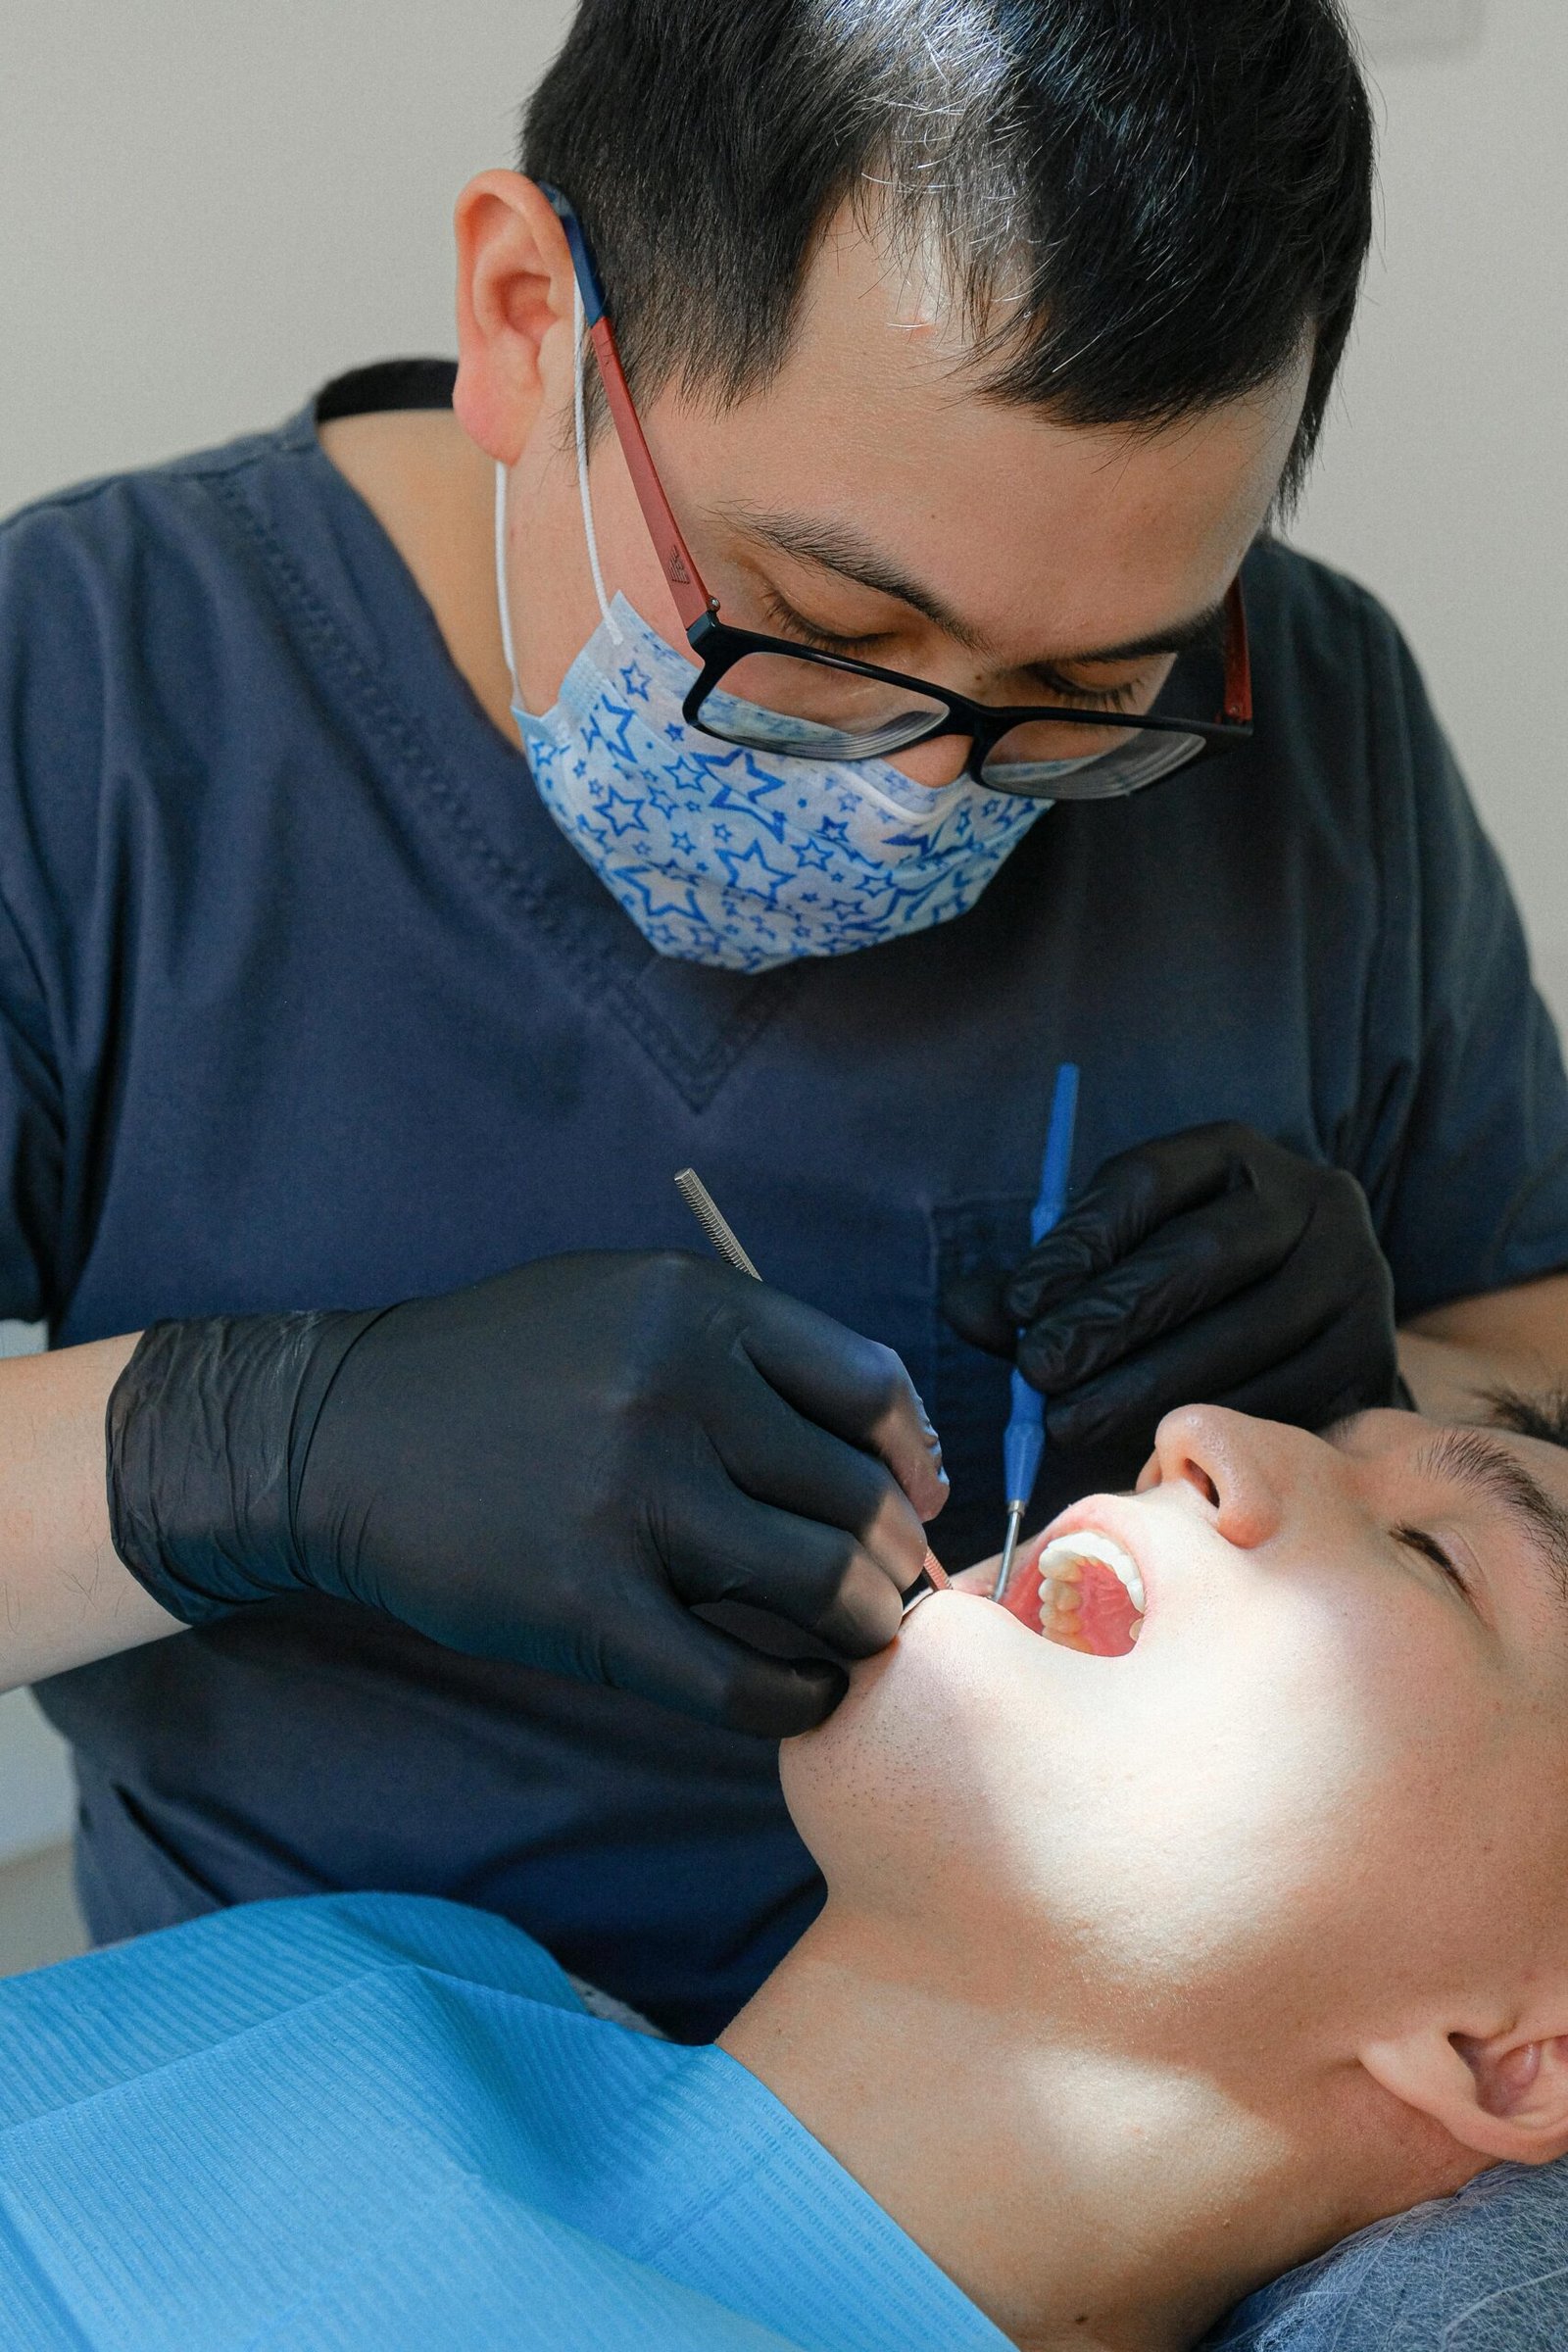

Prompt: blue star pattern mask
[509,590,1050,974]
[494,310,1051,974]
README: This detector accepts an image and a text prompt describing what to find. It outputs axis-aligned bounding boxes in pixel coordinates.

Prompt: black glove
[944,1122,1399,1458]
[106,1252,948,1739]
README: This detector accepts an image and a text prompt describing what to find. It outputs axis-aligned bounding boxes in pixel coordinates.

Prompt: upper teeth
[1037,1531,1146,1615]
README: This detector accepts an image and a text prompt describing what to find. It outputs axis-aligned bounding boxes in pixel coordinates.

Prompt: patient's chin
[780,1590,1048,1937]
[779,1592,1033,1864]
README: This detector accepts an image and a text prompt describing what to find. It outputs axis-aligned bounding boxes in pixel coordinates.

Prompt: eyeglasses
[541,188,1253,803]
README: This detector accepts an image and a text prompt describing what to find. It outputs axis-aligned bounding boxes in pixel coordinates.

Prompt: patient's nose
[1149,1404,1287,1551]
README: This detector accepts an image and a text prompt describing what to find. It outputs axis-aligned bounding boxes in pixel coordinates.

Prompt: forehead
[666,209,1309,655]
[1343,1406,1568,1512]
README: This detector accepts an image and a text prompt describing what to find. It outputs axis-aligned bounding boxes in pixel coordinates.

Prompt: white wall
[0,1,1562,1854]
[0,1,577,514]
[1357,0,1486,57]
[1292,0,1568,1016]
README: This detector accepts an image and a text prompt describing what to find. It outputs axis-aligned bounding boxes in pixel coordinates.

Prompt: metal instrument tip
[994,1502,1026,1606]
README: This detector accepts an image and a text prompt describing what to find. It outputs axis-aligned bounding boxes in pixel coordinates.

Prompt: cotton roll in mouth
[999,1531,1145,1656]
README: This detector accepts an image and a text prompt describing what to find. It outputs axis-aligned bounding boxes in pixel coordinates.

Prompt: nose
[1146,1404,1290,1551]
[887,731,974,789]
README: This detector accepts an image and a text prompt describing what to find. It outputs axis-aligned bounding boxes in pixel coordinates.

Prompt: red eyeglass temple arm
[588,317,715,637]
[1222,576,1252,725]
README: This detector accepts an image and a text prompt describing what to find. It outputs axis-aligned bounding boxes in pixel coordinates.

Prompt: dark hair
[1485,1387,1568,1458]
[522,0,1375,504]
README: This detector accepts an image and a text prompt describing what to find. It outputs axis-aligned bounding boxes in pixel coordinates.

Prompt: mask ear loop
[494,273,623,711]
[494,462,522,704]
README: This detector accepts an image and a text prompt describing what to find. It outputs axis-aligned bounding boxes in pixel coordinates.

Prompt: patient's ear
[1362,2022,1568,2165]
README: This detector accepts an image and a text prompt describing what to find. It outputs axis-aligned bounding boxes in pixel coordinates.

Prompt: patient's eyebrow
[1418,1426,1568,1607]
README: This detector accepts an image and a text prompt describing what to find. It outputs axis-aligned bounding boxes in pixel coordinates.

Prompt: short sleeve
[0,501,92,1325]
[1360,608,1568,1317]
[0,899,63,1325]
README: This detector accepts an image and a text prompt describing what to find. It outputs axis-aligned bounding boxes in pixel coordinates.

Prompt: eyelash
[760,594,1146,711]
[762,594,884,660]
[1394,1524,1469,1595]
[1044,675,1144,714]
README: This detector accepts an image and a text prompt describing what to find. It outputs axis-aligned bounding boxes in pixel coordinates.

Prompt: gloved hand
[943,1122,1399,1458]
[106,1252,948,1739]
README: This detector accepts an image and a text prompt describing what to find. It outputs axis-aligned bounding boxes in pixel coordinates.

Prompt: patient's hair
[1485,1387,1568,1455]
[521,0,1375,504]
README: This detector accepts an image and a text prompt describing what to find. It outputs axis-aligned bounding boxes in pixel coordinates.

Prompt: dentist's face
[473,184,1304,789]
[784,1405,1568,2052]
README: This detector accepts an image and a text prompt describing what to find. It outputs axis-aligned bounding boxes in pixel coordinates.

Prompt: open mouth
[999,1530,1146,1656]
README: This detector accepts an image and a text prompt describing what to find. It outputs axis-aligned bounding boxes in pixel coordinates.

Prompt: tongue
[1001,1551,1142,1656]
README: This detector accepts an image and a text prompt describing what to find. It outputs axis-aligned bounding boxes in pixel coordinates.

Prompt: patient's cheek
[1004,1551,1142,1657]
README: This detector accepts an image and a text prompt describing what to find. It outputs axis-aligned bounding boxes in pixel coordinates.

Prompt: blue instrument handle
[1002,1063,1080,1506]
[1004,1375,1045,1504]
[1030,1063,1080,1247]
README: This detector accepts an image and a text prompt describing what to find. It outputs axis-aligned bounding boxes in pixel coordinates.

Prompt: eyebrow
[1417,1426,1568,1611]
[716,502,1227,668]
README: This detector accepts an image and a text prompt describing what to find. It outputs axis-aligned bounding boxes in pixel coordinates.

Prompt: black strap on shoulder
[315,359,459,424]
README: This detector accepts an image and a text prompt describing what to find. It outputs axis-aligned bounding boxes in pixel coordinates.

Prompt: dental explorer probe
[995,1063,1080,1607]
[672,1168,950,1602]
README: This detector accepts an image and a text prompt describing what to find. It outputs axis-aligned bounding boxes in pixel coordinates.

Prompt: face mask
[496,294,1056,974]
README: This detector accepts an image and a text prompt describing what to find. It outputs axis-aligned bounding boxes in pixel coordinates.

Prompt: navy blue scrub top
[8,361,1568,2039]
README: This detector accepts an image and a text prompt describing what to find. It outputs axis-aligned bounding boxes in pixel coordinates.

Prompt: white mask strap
[493,274,624,712]
[573,276,623,644]
[494,462,521,700]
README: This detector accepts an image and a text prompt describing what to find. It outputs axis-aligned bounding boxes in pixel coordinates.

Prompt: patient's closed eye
[1394,1525,1470,1598]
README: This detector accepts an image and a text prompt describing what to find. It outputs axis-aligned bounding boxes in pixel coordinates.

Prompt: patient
[2,1398,1567,2351]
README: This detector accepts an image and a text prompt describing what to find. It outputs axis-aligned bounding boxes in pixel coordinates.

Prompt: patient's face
[784,1405,1568,2050]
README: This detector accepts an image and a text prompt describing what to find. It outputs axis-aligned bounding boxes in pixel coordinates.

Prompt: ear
[1362,2022,1568,2166]
[452,171,578,466]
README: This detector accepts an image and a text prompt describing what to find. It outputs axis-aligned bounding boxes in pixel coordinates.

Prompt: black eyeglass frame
[541,185,1255,801]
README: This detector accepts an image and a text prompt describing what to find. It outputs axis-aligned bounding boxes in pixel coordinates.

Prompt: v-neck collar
[245,365,804,1111]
